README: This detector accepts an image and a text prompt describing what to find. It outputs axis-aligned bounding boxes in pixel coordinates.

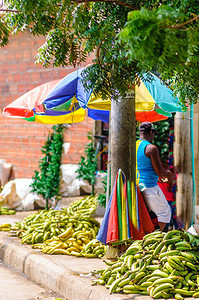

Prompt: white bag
[0,159,12,186]
[59,164,86,196]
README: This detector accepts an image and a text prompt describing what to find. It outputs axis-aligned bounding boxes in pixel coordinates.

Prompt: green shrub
[31,125,64,210]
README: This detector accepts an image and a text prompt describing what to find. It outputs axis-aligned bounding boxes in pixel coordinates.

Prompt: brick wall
[0,31,95,179]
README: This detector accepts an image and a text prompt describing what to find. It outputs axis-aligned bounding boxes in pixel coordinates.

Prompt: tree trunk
[106,114,111,207]
[193,103,199,206]
[174,111,193,230]
[111,92,136,189]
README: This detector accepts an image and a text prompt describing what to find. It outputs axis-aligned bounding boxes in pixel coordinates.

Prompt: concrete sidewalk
[0,211,141,300]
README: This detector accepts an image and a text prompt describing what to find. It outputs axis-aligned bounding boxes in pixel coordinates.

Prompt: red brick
[9,39,20,49]
[20,159,30,167]
[5,53,15,60]
[30,72,42,82]
[9,84,18,94]
[40,71,53,81]
[6,73,14,82]
[18,64,28,72]
[1,64,9,73]
[35,130,45,138]
[26,62,38,70]
[13,73,22,82]
[0,73,6,81]
[23,50,32,60]
[10,64,19,73]
[15,52,23,60]
[18,84,28,93]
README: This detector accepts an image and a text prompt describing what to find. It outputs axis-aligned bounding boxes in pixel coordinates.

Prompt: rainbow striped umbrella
[3,67,182,124]
[97,169,155,245]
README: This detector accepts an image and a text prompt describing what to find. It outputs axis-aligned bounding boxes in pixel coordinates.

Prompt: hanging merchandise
[97,169,154,245]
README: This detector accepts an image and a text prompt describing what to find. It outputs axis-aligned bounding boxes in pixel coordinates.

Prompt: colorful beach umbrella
[3,67,182,124]
[88,72,182,123]
[3,69,88,124]
[96,169,155,245]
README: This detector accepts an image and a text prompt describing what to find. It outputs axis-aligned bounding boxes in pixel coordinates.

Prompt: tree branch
[169,15,199,29]
[0,0,137,14]
[0,8,19,12]
[72,0,137,10]
[96,41,103,67]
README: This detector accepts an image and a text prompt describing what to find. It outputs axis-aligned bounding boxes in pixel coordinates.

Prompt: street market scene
[0,0,199,300]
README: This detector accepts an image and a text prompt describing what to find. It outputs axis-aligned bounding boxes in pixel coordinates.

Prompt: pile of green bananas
[34,234,107,258]
[0,205,15,215]
[92,229,199,298]
[32,218,101,256]
[10,196,103,258]
[81,239,107,258]
[0,223,11,231]
[61,195,98,217]
[16,209,73,244]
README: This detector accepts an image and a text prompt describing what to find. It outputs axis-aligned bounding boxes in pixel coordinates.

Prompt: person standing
[157,163,180,230]
[136,122,172,231]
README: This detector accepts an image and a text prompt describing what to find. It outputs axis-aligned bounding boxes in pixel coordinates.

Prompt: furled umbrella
[3,67,182,124]
[96,169,155,245]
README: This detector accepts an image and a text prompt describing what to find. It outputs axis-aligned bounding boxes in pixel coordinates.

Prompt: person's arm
[171,166,178,181]
[145,144,172,178]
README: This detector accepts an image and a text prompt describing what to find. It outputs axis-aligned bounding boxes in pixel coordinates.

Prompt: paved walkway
[0,210,138,300]
[0,202,194,300]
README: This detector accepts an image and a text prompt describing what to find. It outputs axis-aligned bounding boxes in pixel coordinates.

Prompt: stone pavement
[0,209,144,300]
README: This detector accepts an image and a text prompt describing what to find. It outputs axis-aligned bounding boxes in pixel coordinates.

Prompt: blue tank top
[136,140,158,191]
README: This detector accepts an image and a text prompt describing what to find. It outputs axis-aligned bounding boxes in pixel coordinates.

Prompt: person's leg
[158,222,167,231]
[164,201,173,231]
[142,186,171,231]
[148,210,160,230]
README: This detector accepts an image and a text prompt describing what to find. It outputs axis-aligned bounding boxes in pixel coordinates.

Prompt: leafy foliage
[1,0,198,106]
[97,177,107,207]
[118,4,199,106]
[31,125,64,209]
[2,1,143,100]
[76,132,97,196]
[0,19,10,47]
[97,175,111,207]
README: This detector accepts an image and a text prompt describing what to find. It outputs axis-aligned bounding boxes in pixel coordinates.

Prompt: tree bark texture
[106,115,111,206]
[110,92,136,189]
[193,103,199,206]
[174,111,193,230]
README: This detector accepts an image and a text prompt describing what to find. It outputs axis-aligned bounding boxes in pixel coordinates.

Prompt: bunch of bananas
[92,229,199,298]
[5,195,104,259]
[61,195,98,217]
[0,205,15,215]
[0,223,11,231]
[13,209,70,244]
[32,218,101,256]
[81,239,107,258]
